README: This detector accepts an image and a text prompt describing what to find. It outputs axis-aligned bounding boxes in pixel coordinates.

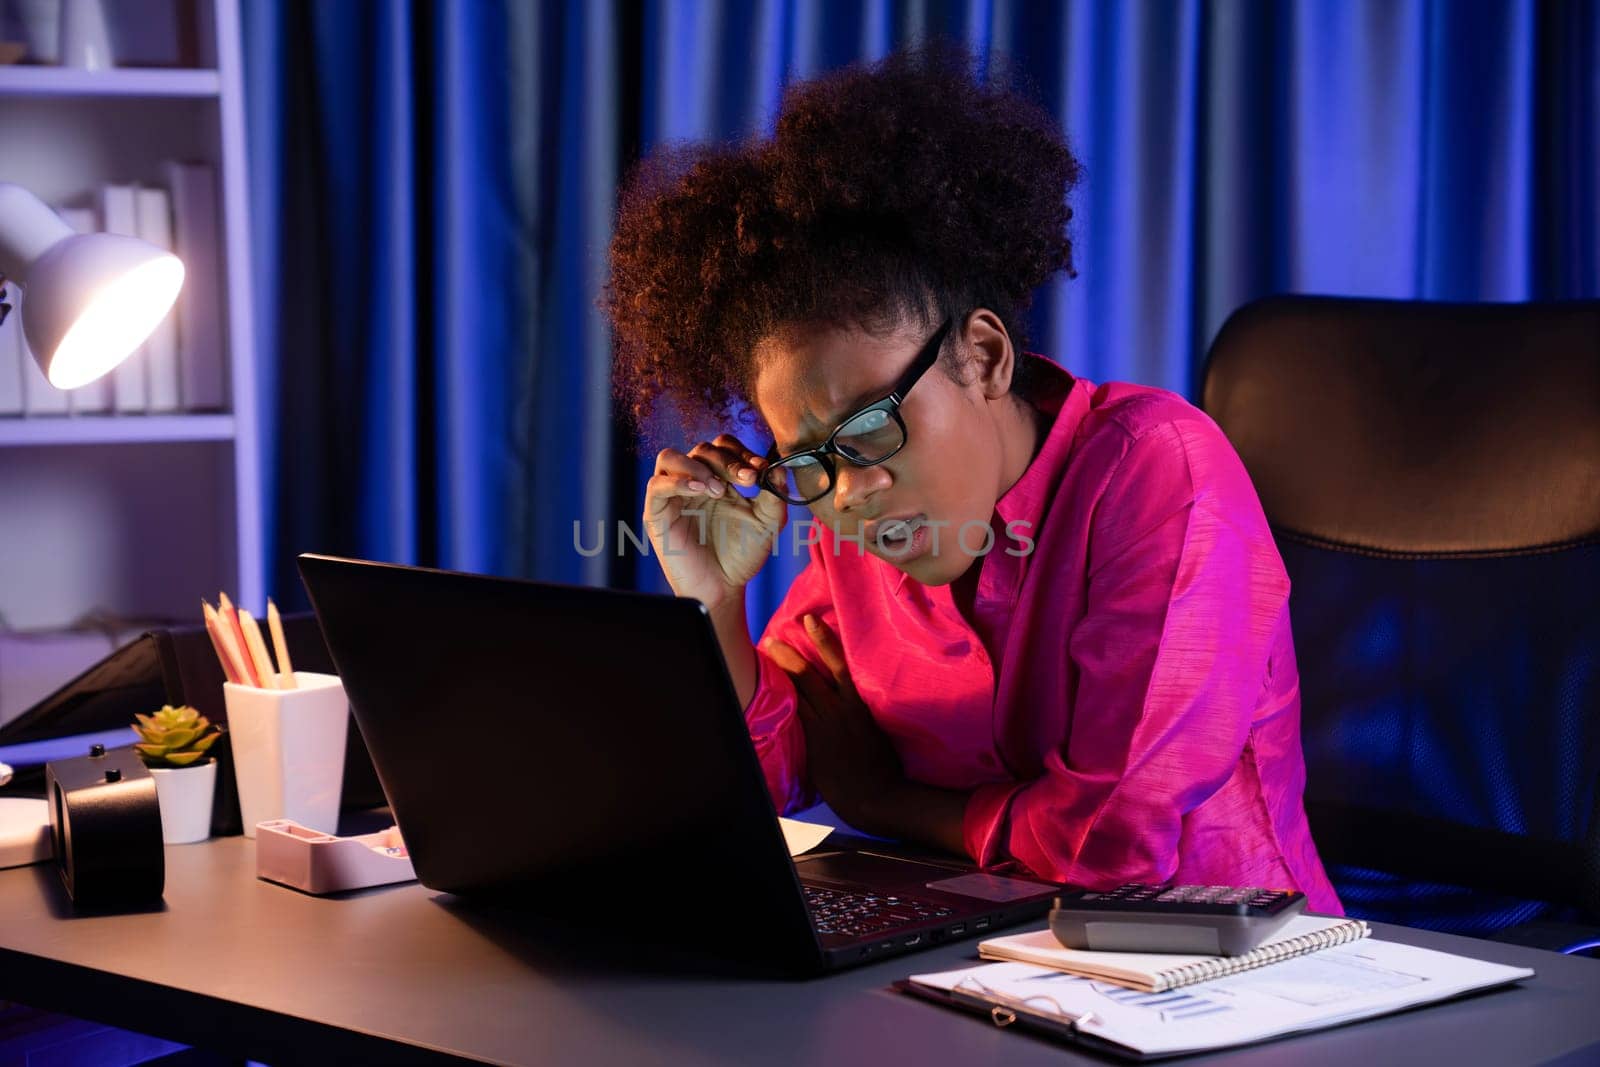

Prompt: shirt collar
[890,353,1091,597]
[993,353,1089,533]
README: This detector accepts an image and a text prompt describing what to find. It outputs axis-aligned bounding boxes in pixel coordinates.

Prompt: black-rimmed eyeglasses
[760,318,952,506]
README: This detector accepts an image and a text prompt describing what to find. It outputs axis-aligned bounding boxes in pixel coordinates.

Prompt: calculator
[1048,883,1308,956]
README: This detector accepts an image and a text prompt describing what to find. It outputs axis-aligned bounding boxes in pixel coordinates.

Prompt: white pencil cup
[224,672,349,838]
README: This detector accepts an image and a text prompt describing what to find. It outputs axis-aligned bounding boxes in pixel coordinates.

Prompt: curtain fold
[513,0,621,587]
[242,0,1600,626]
[433,0,519,576]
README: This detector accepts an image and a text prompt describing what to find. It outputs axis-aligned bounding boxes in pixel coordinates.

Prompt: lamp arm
[0,183,75,284]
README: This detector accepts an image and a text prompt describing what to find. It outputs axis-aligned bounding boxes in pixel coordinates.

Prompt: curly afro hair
[604,41,1081,434]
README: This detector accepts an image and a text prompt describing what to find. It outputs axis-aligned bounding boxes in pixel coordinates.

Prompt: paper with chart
[910,936,1535,1056]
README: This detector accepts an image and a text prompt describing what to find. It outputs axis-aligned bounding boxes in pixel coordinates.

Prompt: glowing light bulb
[47,254,185,389]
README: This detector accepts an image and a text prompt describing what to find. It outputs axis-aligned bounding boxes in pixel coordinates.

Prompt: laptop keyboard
[804,884,955,939]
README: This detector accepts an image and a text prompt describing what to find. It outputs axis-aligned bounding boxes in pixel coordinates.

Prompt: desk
[1,836,1598,1066]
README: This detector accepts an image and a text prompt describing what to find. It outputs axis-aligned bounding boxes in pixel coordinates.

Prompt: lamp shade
[0,182,184,391]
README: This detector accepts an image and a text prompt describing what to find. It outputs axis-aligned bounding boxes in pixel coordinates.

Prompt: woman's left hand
[765,614,905,832]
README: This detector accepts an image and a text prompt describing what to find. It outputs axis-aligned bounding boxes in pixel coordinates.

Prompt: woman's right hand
[645,434,789,609]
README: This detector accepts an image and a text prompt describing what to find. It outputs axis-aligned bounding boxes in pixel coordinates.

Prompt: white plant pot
[149,759,217,845]
[224,672,349,838]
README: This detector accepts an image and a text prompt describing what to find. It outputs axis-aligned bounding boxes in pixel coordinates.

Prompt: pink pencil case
[255,819,417,894]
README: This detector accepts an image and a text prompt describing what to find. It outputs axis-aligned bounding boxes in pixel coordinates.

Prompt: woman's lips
[869,514,930,560]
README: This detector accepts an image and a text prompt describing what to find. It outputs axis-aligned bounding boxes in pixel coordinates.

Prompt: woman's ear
[961,308,1016,400]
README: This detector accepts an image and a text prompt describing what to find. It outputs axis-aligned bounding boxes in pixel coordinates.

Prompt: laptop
[296,553,1061,974]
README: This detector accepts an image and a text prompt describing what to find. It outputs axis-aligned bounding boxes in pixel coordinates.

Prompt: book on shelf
[98,183,148,415]
[978,914,1371,993]
[0,279,23,415]
[164,161,226,412]
[134,186,181,412]
[56,207,111,415]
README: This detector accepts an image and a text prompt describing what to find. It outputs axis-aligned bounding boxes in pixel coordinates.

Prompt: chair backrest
[1201,295,1600,935]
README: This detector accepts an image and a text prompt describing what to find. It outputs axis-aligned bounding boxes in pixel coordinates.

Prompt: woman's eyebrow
[774,426,821,455]
[779,383,893,454]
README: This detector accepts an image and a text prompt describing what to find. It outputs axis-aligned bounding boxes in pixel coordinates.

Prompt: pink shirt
[745,355,1342,914]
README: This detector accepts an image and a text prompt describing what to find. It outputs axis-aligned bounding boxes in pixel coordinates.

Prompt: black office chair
[1200,295,1600,948]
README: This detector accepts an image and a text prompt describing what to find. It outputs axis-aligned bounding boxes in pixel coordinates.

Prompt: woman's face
[752,312,1021,587]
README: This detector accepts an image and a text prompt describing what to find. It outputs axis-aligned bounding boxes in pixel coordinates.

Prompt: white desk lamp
[0,182,184,390]
[0,183,179,868]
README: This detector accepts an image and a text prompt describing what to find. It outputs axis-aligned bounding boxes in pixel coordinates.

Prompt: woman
[604,45,1340,913]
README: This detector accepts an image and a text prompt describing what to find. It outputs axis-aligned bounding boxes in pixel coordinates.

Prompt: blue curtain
[242,0,1600,627]
[243,0,621,605]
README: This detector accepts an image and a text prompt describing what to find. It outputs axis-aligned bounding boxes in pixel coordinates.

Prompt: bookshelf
[0,0,261,636]
[0,66,221,97]
[0,414,234,447]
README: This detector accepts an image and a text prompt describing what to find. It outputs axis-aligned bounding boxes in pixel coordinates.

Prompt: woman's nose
[830,460,892,512]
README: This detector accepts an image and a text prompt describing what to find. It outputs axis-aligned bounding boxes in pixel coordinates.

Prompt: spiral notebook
[978,914,1370,992]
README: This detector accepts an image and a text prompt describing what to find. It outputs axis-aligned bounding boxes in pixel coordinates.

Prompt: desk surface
[2,836,1599,1066]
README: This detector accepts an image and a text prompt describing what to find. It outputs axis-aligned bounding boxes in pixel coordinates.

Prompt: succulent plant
[132,704,222,769]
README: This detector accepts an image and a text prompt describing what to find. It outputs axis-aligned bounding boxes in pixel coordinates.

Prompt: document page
[911,938,1535,1057]
[778,817,832,856]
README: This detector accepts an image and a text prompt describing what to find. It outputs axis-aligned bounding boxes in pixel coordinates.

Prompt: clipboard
[898,941,1537,1063]
[894,977,1155,1061]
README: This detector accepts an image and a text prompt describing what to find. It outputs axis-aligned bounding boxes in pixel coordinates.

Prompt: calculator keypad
[1079,883,1295,912]
[1052,883,1309,954]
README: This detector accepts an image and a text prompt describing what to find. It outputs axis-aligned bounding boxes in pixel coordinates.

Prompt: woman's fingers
[653,448,724,487]
[651,448,728,498]
[712,434,769,485]
[659,436,773,498]
[764,637,805,673]
[801,614,857,698]
[689,435,769,487]
[651,440,785,534]
[764,639,836,711]
[686,443,751,487]
[643,472,736,526]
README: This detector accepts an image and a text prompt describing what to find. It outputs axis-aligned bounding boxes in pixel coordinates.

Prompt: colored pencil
[216,592,259,687]
[266,599,298,689]
[239,610,279,690]
[203,599,254,686]
[202,600,243,684]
